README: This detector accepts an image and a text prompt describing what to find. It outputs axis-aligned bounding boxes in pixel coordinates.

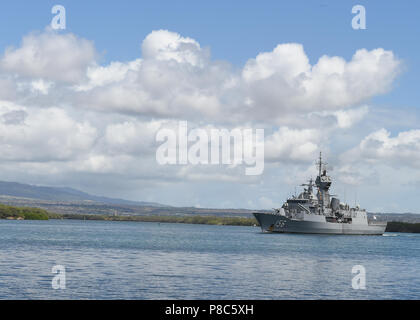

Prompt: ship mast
[315,152,331,215]
[317,152,322,178]
[317,152,323,214]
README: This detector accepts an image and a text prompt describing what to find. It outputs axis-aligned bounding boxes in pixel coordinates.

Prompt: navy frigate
[253,153,387,235]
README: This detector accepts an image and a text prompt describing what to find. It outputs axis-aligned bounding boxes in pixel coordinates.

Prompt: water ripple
[0,220,419,299]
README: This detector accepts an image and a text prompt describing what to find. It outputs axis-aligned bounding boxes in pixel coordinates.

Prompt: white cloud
[30,79,54,95]
[104,119,163,155]
[265,127,321,162]
[342,128,420,168]
[336,164,367,186]
[332,106,369,129]
[0,101,97,161]
[0,29,401,127]
[241,46,401,123]
[0,30,96,83]
[142,30,209,67]
[243,43,310,82]
[0,77,17,100]
[310,105,369,129]
[0,28,411,210]
[75,59,142,91]
[5,30,393,126]
[258,196,277,209]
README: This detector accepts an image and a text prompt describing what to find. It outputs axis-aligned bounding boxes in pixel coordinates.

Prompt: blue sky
[0,1,419,212]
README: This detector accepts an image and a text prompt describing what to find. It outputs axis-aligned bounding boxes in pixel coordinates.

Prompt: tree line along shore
[0,203,50,220]
[1,203,419,233]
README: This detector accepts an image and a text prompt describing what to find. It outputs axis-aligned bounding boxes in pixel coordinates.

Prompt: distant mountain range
[0,180,167,207]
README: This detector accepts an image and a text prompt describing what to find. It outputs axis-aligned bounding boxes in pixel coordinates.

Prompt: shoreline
[1,202,419,233]
[53,213,258,227]
[3,215,420,233]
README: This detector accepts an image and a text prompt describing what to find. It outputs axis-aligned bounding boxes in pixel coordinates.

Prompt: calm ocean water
[0,219,419,299]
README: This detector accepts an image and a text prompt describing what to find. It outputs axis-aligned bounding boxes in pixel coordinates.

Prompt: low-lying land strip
[385,221,420,233]
[1,203,420,233]
[0,203,50,220]
[56,213,258,226]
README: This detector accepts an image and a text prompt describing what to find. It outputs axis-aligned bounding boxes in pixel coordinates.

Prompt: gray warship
[253,153,387,235]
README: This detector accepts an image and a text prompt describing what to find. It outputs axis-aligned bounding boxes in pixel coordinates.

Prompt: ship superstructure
[253,153,387,235]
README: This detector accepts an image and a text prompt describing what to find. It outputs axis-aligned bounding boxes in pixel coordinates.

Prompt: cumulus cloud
[142,30,209,67]
[0,101,97,161]
[76,30,229,119]
[309,105,369,130]
[0,30,96,83]
[243,43,310,82]
[265,127,321,162]
[332,106,369,129]
[104,119,163,155]
[0,29,401,125]
[242,46,400,122]
[0,77,17,100]
[75,59,142,91]
[0,28,409,209]
[342,128,420,168]
[30,79,54,95]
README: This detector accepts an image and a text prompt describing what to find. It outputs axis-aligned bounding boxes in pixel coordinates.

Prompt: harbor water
[0,219,419,299]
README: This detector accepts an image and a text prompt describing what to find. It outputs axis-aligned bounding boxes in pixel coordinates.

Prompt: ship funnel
[331,197,340,212]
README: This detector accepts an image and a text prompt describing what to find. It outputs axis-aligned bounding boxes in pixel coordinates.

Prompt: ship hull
[253,212,387,235]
